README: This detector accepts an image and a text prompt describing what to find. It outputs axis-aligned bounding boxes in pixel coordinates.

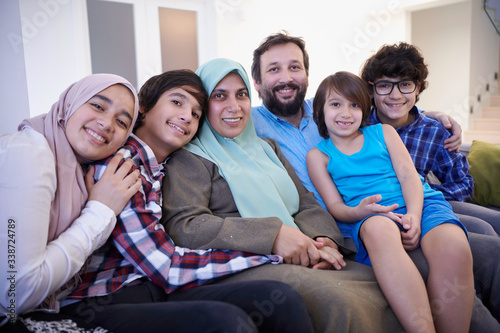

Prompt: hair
[135,69,207,132]
[313,71,372,139]
[360,42,428,104]
[251,31,310,84]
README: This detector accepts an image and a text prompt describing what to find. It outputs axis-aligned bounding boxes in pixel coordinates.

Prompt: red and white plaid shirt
[70,135,280,299]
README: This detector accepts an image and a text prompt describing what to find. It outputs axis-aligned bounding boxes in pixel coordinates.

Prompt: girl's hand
[357,194,401,222]
[85,154,142,215]
[400,213,421,251]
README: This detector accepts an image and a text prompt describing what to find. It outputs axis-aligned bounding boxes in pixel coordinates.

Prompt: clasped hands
[272,225,346,270]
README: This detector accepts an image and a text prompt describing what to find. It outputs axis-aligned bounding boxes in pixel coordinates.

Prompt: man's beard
[261,83,307,117]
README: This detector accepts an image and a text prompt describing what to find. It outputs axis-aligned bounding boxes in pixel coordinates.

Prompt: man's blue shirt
[252,98,327,208]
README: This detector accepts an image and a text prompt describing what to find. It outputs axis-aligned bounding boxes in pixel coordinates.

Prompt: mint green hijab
[185,58,300,228]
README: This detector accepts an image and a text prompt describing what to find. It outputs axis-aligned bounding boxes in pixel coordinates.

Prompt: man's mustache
[272,84,300,93]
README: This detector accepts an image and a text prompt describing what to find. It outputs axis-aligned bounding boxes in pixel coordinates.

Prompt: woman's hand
[85,153,142,215]
[272,225,323,267]
[312,237,346,270]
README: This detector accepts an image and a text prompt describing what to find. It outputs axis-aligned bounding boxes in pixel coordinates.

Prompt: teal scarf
[185,58,300,228]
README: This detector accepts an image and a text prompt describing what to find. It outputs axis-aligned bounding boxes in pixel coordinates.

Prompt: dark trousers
[59,279,313,333]
[449,200,500,236]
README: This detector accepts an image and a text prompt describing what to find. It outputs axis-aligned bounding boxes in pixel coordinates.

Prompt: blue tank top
[316,124,441,209]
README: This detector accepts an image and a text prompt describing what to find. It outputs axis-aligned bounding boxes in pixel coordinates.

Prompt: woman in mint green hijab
[163,58,345,269]
[185,58,301,229]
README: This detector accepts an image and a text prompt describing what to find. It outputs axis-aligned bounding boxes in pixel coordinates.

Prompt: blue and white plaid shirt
[368,106,474,201]
[70,135,280,299]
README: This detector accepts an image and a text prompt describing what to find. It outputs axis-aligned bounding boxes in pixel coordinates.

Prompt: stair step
[473,118,500,131]
[463,130,500,144]
[482,106,500,118]
[490,95,500,107]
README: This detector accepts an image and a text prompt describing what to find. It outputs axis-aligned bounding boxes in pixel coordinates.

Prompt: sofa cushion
[467,140,500,208]
[460,142,471,157]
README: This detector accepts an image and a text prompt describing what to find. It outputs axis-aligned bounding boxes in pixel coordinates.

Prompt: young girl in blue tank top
[306,71,474,333]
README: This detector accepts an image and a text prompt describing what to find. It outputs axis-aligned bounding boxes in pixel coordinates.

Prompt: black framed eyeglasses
[369,79,418,95]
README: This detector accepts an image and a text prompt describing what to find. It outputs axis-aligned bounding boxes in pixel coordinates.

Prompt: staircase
[484,0,500,36]
[464,95,500,144]
[463,1,500,144]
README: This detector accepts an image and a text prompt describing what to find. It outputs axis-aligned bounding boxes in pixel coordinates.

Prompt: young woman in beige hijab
[0,73,141,330]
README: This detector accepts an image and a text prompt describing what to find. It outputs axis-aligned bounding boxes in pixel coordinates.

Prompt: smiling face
[255,43,308,117]
[65,84,135,162]
[135,86,202,162]
[323,88,363,141]
[207,72,251,139]
[372,75,420,128]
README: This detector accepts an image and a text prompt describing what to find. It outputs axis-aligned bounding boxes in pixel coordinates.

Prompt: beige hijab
[19,73,139,243]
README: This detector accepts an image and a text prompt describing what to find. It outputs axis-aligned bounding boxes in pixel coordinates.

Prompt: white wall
[214,0,410,104]
[17,0,91,121]
[0,0,216,135]
[0,0,31,135]
[411,0,472,127]
[1,0,498,135]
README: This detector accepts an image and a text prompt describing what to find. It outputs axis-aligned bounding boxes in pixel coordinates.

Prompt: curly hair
[360,42,428,104]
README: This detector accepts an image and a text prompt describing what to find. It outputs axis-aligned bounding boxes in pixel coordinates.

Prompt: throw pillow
[467,140,500,207]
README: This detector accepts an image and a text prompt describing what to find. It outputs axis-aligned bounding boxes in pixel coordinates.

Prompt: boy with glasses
[370,79,418,96]
[361,42,499,236]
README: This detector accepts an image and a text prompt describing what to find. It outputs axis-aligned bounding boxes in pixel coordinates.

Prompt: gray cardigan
[161,138,345,255]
